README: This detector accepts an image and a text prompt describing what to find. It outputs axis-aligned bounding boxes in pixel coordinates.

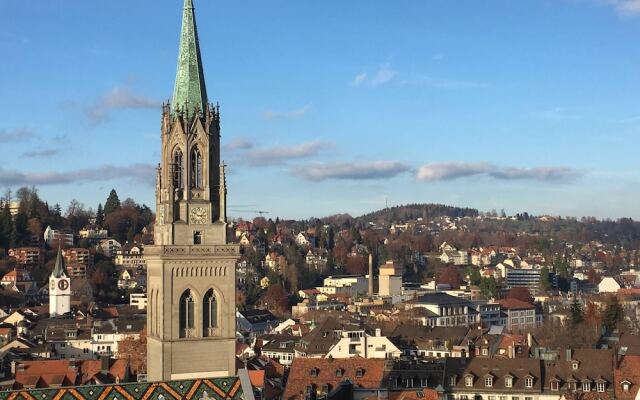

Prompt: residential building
[78,226,109,241]
[378,261,402,298]
[97,239,122,258]
[43,226,73,247]
[260,334,298,366]
[325,328,401,359]
[1,269,36,293]
[62,248,93,278]
[505,267,555,296]
[496,298,542,332]
[92,319,145,357]
[440,250,470,266]
[11,359,130,389]
[130,293,148,310]
[406,293,478,327]
[237,310,280,336]
[599,277,622,293]
[283,358,387,400]
[8,248,43,269]
[114,244,146,269]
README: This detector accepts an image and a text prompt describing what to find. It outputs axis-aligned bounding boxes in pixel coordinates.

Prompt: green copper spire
[52,246,67,279]
[172,0,208,116]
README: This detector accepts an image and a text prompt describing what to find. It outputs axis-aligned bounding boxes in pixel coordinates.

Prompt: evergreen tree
[11,212,28,247]
[539,266,552,292]
[0,203,13,250]
[570,296,584,326]
[479,277,498,299]
[95,203,105,226]
[603,295,624,332]
[104,189,121,214]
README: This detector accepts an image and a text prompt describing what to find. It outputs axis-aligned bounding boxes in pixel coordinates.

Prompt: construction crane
[229,209,270,217]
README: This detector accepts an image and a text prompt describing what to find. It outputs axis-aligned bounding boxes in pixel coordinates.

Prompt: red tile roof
[615,355,640,400]
[283,357,386,400]
[497,298,535,310]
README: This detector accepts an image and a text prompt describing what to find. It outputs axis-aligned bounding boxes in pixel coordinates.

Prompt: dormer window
[465,376,474,387]
[449,375,457,386]
[551,380,560,391]
[356,368,364,378]
[485,376,494,387]
[482,348,489,356]
[505,376,513,388]
[335,368,343,378]
[622,381,631,392]
[525,377,534,388]
[597,382,606,393]
[582,381,591,392]
[572,361,580,370]
[310,368,318,377]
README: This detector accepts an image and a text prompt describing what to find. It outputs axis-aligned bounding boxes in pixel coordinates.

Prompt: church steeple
[172,0,208,116]
[51,246,67,279]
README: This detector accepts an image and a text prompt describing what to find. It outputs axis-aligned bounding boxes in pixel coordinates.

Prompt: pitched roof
[283,357,387,400]
[615,355,640,400]
[496,298,535,310]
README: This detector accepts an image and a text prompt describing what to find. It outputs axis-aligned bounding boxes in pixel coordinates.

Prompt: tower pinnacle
[172,0,207,116]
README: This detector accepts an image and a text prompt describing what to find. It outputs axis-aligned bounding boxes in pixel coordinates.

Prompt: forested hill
[355,203,479,225]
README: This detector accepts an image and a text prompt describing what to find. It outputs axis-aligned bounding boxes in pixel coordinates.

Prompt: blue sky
[1,0,640,220]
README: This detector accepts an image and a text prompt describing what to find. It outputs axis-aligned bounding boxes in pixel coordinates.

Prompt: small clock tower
[49,247,71,317]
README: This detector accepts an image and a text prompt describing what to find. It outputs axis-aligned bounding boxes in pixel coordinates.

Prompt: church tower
[49,247,71,317]
[146,0,240,381]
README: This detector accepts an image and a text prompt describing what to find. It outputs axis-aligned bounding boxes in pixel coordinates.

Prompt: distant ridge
[321,203,478,226]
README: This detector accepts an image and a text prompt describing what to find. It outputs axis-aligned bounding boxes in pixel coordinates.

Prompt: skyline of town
[2,0,640,219]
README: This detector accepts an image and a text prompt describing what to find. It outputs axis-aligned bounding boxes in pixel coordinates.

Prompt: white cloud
[401,75,489,89]
[0,164,155,186]
[605,0,640,16]
[416,161,584,182]
[86,84,161,124]
[222,137,254,152]
[296,161,411,181]
[352,73,368,86]
[352,64,397,88]
[22,148,60,158]
[0,128,36,143]
[264,104,311,120]
[245,140,329,166]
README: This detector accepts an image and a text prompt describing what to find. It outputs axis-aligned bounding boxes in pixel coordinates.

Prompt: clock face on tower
[58,279,69,291]
[190,207,207,224]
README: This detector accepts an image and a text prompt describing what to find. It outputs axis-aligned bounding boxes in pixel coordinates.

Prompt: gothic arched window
[190,147,203,189]
[203,289,218,337]
[173,149,184,189]
[179,290,195,338]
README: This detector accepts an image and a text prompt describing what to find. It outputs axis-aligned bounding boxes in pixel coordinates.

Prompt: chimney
[368,253,374,296]
[508,346,515,359]
[461,349,467,365]
[566,348,572,362]
[527,333,533,347]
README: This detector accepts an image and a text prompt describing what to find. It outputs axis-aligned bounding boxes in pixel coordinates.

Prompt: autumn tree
[118,328,147,375]
[438,266,463,289]
[345,254,367,276]
[263,284,289,316]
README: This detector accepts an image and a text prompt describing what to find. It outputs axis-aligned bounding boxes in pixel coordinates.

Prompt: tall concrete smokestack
[368,253,374,296]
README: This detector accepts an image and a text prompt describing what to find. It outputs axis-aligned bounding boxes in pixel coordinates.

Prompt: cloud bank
[0,164,155,186]
[86,84,161,124]
[0,128,36,143]
[245,140,329,166]
[416,161,584,182]
[264,105,311,120]
[296,161,411,181]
